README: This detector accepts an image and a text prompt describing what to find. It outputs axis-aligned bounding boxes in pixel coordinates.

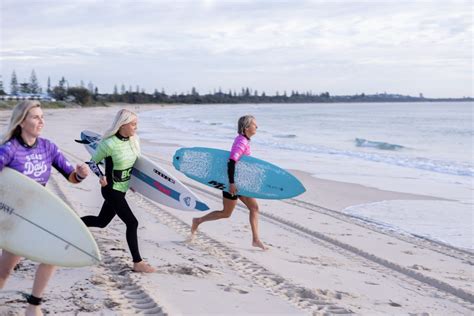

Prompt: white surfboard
[77,130,209,212]
[0,168,101,267]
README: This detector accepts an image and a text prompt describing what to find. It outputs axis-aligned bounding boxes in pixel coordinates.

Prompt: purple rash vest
[0,137,74,186]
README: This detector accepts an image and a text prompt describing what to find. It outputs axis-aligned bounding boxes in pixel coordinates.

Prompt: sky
[0,0,472,98]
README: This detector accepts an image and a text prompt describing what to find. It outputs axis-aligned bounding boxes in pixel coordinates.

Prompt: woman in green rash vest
[81,109,155,273]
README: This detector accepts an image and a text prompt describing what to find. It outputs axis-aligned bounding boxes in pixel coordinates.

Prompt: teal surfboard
[173,147,306,199]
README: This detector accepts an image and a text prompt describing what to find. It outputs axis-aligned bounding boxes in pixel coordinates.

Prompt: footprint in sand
[410,264,431,271]
[156,264,213,278]
[218,283,250,294]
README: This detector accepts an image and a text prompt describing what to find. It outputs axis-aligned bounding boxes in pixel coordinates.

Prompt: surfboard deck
[78,130,209,212]
[0,168,101,267]
[173,147,306,199]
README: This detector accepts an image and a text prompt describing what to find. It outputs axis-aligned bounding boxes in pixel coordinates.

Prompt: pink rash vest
[229,134,251,162]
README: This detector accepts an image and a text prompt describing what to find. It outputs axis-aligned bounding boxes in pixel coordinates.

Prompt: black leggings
[82,187,142,263]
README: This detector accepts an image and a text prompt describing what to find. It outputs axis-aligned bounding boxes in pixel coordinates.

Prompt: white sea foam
[344,200,473,250]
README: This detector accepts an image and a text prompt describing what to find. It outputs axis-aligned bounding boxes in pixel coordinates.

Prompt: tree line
[1,70,471,106]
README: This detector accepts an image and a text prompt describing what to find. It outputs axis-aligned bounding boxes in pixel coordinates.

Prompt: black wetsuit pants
[81,186,142,263]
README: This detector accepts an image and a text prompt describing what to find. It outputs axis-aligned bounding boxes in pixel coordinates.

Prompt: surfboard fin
[75,139,91,144]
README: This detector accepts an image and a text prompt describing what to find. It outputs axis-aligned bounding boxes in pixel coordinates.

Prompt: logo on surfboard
[208,180,226,190]
[179,194,196,209]
[153,168,176,184]
[0,201,15,215]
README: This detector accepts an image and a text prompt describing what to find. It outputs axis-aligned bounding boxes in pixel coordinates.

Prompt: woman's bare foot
[25,304,43,316]
[133,261,156,273]
[185,234,196,244]
[191,218,200,236]
[252,240,268,250]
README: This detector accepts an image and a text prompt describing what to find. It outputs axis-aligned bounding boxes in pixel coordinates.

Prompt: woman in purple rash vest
[190,115,267,250]
[0,101,89,316]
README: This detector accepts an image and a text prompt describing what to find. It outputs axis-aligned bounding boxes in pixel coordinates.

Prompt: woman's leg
[239,196,267,250]
[108,191,155,273]
[81,188,117,228]
[109,192,141,262]
[31,264,56,298]
[0,250,22,289]
[191,197,238,236]
[25,264,56,316]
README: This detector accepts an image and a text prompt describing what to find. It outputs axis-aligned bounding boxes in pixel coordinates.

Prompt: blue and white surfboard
[78,131,209,212]
[173,147,306,199]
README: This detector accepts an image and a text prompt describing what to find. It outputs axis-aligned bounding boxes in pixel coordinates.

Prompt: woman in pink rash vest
[0,101,89,316]
[190,115,267,250]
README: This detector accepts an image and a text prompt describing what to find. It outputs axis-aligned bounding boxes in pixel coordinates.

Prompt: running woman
[0,101,89,316]
[81,109,156,273]
[190,115,267,250]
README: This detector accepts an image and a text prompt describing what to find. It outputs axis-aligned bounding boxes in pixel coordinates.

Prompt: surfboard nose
[86,246,102,265]
[278,174,306,199]
[69,244,101,267]
[293,180,306,197]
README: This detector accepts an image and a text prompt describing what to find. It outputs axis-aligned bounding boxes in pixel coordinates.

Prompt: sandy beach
[0,104,472,315]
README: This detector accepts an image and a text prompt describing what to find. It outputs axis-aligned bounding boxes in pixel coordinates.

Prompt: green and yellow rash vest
[91,133,137,193]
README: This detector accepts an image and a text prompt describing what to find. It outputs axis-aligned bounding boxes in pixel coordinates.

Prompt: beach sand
[0,105,472,315]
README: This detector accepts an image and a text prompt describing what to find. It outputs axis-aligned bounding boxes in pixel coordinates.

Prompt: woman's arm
[0,141,15,171]
[227,159,237,195]
[227,159,236,184]
[91,140,109,164]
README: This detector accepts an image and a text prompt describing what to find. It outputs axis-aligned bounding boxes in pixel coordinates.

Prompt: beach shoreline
[0,105,472,315]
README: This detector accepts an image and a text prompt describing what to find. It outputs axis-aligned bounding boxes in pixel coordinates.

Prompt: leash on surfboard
[0,290,29,297]
[0,290,23,294]
[0,291,45,305]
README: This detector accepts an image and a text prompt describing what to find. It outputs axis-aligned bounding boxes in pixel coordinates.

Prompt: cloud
[1,0,472,97]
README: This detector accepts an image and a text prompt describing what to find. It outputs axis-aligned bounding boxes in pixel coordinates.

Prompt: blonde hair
[237,115,256,136]
[102,109,140,156]
[2,100,41,144]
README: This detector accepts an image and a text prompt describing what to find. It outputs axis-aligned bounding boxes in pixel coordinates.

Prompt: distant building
[0,93,56,101]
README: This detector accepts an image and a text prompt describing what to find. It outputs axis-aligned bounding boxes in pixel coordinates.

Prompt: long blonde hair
[103,109,140,156]
[1,100,41,144]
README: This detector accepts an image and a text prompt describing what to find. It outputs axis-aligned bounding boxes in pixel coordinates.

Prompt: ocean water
[138,102,473,250]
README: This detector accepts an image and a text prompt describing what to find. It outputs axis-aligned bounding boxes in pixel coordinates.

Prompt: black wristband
[75,172,85,182]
